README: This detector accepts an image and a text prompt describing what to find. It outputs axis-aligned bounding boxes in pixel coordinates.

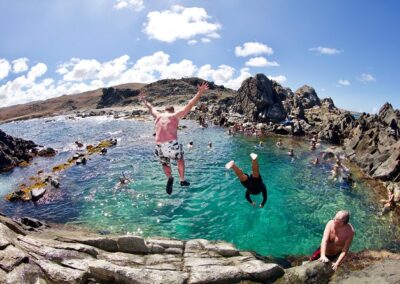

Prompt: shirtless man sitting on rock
[310,210,355,271]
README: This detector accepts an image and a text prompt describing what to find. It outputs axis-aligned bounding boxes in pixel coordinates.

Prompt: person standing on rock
[225,153,268,208]
[310,210,355,271]
[139,82,209,195]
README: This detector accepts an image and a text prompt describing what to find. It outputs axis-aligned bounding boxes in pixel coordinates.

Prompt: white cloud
[62,59,101,81]
[12,58,29,73]
[97,55,130,81]
[309,46,341,55]
[359,73,375,83]
[235,42,273,57]
[338,79,350,86]
[268,75,287,84]
[245,57,279,67]
[0,59,11,80]
[161,59,197,79]
[188,40,197,45]
[133,51,169,74]
[224,68,253,90]
[0,52,257,106]
[201,38,211,43]
[113,0,144,11]
[198,64,235,86]
[143,5,221,43]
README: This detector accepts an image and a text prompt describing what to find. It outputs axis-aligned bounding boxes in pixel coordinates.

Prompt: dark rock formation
[294,85,321,109]
[232,74,287,123]
[0,129,37,172]
[343,103,400,181]
[97,88,140,108]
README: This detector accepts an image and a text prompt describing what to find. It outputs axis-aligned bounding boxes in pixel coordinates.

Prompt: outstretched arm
[139,92,159,118]
[176,82,209,119]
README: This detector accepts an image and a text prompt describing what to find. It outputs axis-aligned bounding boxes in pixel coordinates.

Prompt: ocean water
[0,116,398,257]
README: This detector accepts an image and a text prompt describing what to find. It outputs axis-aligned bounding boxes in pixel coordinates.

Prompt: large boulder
[294,85,321,109]
[279,260,334,284]
[232,74,287,123]
[0,129,38,172]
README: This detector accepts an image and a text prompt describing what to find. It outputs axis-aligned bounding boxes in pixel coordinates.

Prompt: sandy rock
[189,265,244,284]
[5,263,47,284]
[35,259,87,283]
[89,259,188,284]
[0,245,29,272]
[330,259,400,284]
[99,251,145,267]
[279,260,334,284]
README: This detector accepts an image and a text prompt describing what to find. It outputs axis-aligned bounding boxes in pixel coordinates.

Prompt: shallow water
[0,116,398,257]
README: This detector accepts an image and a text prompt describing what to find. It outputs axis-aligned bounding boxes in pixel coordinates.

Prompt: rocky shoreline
[1,213,399,284]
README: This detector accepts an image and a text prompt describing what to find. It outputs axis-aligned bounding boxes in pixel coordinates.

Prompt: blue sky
[0,0,399,112]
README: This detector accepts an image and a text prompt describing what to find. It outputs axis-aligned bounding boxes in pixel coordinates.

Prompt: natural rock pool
[0,116,398,257]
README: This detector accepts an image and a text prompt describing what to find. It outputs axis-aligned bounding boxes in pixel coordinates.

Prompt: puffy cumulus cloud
[245,57,279,67]
[338,79,350,86]
[0,62,51,106]
[62,59,101,81]
[12,58,29,73]
[309,46,341,55]
[113,0,144,11]
[133,51,169,74]
[143,5,221,43]
[358,73,375,83]
[267,75,287,84]
[27,63,47,81]
[0,59,11,80]
[0,52,258,107]
[198,64,235,86]
[97,55,130,81]
[160,59,197,79]
[224,68,253,90]
[235,42,273,57]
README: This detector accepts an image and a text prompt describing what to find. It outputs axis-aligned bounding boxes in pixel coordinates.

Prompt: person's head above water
[165,106,175,113]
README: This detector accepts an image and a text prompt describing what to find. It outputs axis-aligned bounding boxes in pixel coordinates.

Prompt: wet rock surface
[0,214,284,284]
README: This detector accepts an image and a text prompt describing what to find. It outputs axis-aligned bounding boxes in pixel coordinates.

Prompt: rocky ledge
[1,213,400,283]
[0,214,284,284]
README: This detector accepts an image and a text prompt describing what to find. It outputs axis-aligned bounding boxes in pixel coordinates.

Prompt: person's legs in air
[250,153,259,178]
[225,161,248,182]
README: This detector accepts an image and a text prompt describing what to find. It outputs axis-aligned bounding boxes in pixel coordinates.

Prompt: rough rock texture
[232,74,287,123]
[330,259,400,284]
[343,103,400,181]
[294,85,321,109]
[278,261,334,284]
[0,214,284,284]
[0,129,38,172]
[97,88,140,108]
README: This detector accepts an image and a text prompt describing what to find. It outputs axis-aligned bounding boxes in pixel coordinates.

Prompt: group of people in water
[138,83,354,271]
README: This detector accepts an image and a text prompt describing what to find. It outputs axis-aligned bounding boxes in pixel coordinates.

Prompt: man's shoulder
[346,223,355,235]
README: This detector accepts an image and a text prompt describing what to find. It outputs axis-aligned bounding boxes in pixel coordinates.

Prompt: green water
[0,116,398,257]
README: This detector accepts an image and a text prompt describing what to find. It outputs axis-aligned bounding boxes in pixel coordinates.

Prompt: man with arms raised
[310,210,355,271]
[139,82,209,195]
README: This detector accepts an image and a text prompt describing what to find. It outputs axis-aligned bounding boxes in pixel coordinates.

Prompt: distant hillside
[0,83,145,123]
[0,79,235,123]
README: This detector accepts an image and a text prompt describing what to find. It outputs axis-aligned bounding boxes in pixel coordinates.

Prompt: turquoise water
[0,116,398,257]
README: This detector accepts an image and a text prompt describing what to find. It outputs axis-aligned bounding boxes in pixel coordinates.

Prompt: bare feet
[225,160,234,169]
[250,153,258,160]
